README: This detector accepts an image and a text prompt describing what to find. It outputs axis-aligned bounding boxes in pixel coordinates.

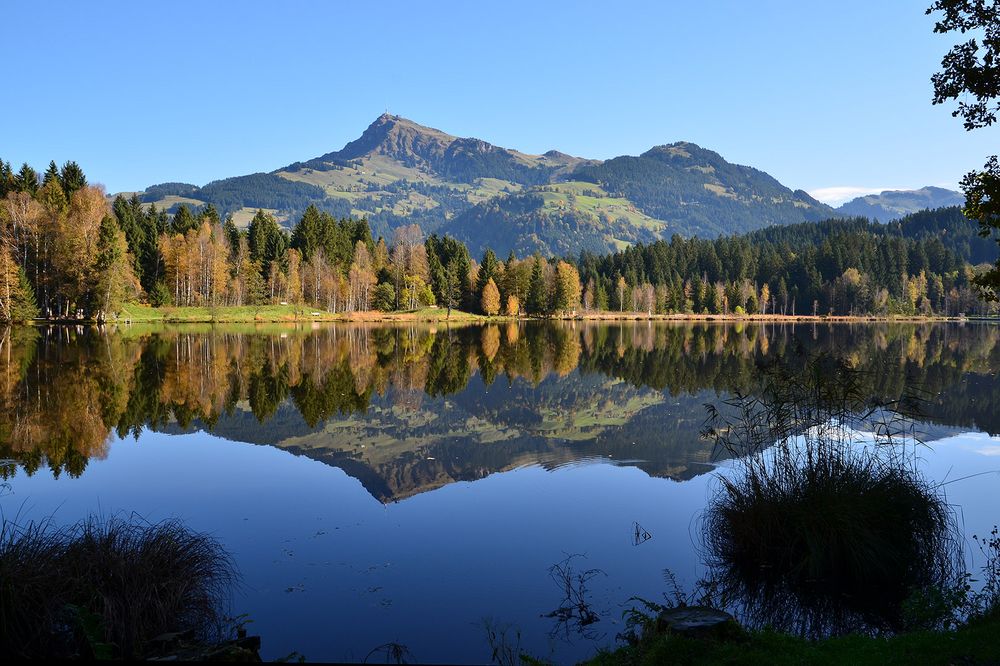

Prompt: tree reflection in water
[0,321,998,495]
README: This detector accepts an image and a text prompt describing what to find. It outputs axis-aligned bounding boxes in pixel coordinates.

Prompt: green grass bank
[586,612,1000,665]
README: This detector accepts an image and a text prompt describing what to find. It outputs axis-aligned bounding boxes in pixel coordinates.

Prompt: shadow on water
[699,353,964,637]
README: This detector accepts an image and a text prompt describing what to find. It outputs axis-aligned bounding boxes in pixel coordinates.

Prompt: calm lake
[2,321,999,663]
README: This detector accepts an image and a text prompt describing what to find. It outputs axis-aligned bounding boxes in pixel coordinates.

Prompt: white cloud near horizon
[807,186,901,206]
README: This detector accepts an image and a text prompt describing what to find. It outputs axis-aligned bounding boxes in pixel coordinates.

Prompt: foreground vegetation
[0,514,239,660]
[587,612,1000,665]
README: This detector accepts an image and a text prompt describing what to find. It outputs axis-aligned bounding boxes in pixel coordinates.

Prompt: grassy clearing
[703,182,738,199]
[141,194,206,212]
[119,303,333,323]
[0,515,236,660]
[587,613,1000,665]
[465,177,522,204]
[536,184,666,231]
[228,206,286,228]
[117,303,495,324]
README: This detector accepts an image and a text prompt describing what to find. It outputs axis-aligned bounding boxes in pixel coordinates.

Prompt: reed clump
[0,515,237,659]
[701,354,961,636]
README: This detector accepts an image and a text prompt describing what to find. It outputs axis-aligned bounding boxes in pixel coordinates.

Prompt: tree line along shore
[1,159,998,325]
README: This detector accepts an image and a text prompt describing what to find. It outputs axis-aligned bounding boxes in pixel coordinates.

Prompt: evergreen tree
[112,194,155,289]
[476,248,500,299]
[171,204,199,234]
[93,215,137,321]
[59,161,87,196]
[248,209,286,268]
[15,163,38,195]
[527,255,547,315]
[0,160,13,197]
[244,259,266,306]
[595,281,609,311]
[0,250,38,322]
[43,161,61,188]
[426,234,471,309]
[200,203,221,225]
[223,216,241,251]
[441,257,463,317]
[291,204,324,261]
[12,266,38,321]
[37,177,68,216]
[372,282,396,311]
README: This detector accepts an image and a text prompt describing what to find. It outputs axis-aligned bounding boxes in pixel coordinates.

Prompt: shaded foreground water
[1,321,999,662]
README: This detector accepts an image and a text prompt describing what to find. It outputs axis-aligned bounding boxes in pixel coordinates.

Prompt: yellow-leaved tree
[481,277,501,316]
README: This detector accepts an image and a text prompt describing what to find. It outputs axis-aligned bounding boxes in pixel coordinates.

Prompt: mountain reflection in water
[1,321,997,503]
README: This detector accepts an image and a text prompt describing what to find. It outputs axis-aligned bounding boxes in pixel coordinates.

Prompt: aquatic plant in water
[700,353,962,637]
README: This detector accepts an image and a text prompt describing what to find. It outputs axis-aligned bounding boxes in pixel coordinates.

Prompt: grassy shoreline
[9,303,993,325]
[586,612,1000,665]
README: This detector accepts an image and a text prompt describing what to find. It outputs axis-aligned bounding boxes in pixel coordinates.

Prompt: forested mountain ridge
[567,142,835,235]
[834,186,964,221]
[0,152,994,323]
[134,114,836,254]
[578,206,996,317]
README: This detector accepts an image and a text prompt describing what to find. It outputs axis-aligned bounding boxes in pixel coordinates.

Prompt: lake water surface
[2,321,998,663]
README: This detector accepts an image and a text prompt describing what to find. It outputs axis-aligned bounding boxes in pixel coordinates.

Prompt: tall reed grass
[0,515,237,659]
[700,354,962,636]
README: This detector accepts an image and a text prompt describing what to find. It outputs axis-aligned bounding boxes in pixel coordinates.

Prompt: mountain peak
[639,142,730,168]
[299,114,458,168]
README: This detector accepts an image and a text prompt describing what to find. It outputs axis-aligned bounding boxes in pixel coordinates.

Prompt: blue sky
[2,0,995,203]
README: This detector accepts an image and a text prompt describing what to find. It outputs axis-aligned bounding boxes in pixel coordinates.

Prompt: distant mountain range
[834,186,964,221]
[133,114,960,257]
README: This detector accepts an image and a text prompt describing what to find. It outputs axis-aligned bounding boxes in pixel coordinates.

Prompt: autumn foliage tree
[348,240,376,311]
[0,246,34,322]
[481,277,501,316]
[553,261,581,315]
